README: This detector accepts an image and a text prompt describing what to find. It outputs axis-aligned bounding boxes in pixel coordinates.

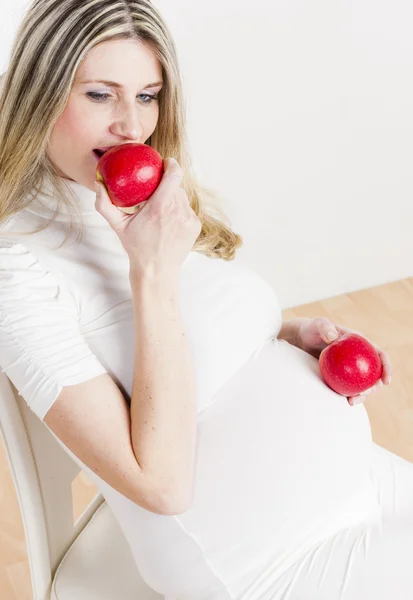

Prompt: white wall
[2,1,412,309]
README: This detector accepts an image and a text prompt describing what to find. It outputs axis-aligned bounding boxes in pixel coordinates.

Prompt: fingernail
[354,396,365,405]
[388,376,392,384]
[327,331,339,342]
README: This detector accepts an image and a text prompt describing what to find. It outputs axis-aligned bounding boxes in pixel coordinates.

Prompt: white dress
[0,177,381,600]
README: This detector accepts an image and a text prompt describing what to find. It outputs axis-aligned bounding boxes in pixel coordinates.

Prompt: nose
[110,101,143,141]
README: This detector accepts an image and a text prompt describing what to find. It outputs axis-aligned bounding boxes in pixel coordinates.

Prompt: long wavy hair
[0,0,243,260]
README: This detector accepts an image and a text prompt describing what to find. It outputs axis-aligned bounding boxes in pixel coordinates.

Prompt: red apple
[96,143,164,214]
[319,333,383,396]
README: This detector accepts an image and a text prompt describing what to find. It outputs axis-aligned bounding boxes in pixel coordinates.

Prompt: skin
[47,39,163,191]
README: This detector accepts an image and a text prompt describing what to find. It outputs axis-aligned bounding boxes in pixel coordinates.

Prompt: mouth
[93,148,109,162]
[93,144,138,163]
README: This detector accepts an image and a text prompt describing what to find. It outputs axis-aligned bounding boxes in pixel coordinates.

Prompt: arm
[0,241,193,516]
[129,269,198,513]
[277,317,311,347]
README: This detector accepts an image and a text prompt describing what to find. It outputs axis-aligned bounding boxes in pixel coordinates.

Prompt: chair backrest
[0,372,104,600]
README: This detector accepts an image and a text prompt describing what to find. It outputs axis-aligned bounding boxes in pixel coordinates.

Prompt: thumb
[325,328,339,343]
[94,181,125,224]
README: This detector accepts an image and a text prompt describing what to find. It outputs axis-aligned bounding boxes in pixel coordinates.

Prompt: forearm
[277,317,311,347]
[129,270,197,509]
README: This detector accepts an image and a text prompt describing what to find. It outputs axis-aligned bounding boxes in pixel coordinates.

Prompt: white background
[1,0,412,308]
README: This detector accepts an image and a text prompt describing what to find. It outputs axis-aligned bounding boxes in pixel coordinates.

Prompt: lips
[93,144,139,162]
[94,148,111,157]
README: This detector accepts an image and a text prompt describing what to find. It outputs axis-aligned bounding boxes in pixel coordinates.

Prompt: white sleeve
[0,240,108,421]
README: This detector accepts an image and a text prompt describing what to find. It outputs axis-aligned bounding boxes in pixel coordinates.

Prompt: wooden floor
[1,277,413,599]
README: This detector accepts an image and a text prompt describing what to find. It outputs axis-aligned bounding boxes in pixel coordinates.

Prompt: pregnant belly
[176,338,379,588]
[192,337,377,517]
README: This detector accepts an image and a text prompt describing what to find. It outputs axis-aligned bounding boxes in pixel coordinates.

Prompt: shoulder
[0,239,79,319]
[0,238,106,420]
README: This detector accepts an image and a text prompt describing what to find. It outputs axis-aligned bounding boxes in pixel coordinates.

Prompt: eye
[86,92,158,105]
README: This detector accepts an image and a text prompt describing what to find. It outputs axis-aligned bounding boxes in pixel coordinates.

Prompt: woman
[0,2,410,599]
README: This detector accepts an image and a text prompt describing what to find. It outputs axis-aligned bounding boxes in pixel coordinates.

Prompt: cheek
[54,100,97,147]
[147,106,160,135]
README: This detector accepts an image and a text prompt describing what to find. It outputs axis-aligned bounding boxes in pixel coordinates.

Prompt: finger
[348,394,365,406]
[368,346,390,385]
[335,324,356,336]
[175,187,192,211]
[377,349,392,385]
[360,381,383,397]
[317,318,339,343]
[94,181,127,224]
[348,395,366,407]
[349,380,383,404]
[335,324,365,339]
[366,381,383,394]
[150,158,184,207]
[176,189,201,227]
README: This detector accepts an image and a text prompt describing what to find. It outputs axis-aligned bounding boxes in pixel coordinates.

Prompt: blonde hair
[0,0,243,260]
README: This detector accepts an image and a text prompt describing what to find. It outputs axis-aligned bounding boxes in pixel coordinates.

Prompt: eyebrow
[80,79,163,88]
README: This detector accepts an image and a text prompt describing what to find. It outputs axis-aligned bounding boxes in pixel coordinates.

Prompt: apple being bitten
[319,333,383,397]
[95,143,164,214]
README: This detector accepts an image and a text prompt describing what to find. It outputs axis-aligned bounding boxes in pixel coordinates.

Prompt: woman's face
[48,39,163,191]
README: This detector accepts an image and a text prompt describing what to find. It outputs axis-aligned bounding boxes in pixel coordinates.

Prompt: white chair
[0,371,164,600]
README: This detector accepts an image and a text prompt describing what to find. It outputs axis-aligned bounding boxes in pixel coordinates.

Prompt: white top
[0,177,381,600]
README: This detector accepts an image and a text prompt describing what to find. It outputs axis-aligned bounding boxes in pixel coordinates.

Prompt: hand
[296,317,392,407]
[95,157,202,280]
